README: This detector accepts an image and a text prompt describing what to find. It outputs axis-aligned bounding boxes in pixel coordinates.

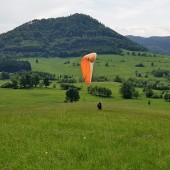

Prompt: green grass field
[1,54,170,169]
[27,53,170,80]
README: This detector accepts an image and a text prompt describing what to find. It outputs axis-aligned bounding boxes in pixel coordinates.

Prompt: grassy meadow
[0,53,170,169]
[27,53,170,80]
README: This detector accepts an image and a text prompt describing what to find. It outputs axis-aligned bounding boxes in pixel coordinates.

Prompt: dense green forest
[0,57,31,72]
[0,13,147,58]
[126,35,170,55]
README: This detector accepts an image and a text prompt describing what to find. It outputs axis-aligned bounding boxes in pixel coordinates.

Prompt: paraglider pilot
[148,100,151,105]
[97,102,102,110]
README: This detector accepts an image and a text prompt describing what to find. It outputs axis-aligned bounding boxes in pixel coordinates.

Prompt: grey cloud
[0,0,170,36]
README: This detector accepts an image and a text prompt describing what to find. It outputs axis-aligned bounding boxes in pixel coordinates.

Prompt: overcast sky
[1,0,170,37]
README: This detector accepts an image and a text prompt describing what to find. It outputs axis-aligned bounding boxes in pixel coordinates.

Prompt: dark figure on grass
[148,100,151,106]
[97,102,102,110]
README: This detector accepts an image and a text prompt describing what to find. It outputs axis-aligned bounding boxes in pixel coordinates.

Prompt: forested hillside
[126,35,170,55]
[0,13,147,58]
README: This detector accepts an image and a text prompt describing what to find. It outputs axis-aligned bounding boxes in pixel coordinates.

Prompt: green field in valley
[27,53,170,80]
[0,53,170,169]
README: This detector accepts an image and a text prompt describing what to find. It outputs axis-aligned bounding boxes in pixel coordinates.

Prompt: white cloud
[114,25,170,37]
[0,0,170,36]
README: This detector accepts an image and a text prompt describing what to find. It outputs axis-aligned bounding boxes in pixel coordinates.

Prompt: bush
[43,77,50,87]
[1,82,13,88]
[155,82,170,90]
[87,85,112,97]
[144,87,154,98]
[58,77,77,83]
[119,81,138,99]
[151,93,160,99]
[151,69,170,78]
[60,83,81,90]
[65,88,80,102]
[1,71,10,80]
[114,75,123,83]
[163,91,170,102]
[92,76,109,82]
[135,63,144,67]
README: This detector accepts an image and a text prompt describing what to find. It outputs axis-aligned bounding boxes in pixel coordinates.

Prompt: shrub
[60,83,81,90]
[163,91,170,102]
[87,85,112,97]
[1,71,10,80]
[43,77,50,87]
[119,81,138,99]
[58,77,77,83]
[135,63,144,67]
[114,75,123,83]
[1,82,13,88]
[144,87,154,98]
[151,93,160,99]
[65,88,80,102]
[105,62,109,67]
[92,76,109,82]
[151,69,170,78]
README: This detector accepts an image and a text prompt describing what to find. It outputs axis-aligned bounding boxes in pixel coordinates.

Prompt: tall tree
[43,77,50,87]
[65,88,80,102]
[119,82,137,99]
[32,74,40,87]
[25,73,33,88]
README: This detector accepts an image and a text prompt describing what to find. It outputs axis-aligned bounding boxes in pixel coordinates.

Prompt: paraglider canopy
[80,52,97,85]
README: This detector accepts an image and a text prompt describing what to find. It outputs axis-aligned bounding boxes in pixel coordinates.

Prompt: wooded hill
[126,35,170,55]
[0,13,147,58]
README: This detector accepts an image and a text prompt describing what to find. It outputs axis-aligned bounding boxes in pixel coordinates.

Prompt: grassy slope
[27,54,170,80]
[1,54,170,169]
[0,90,170,169]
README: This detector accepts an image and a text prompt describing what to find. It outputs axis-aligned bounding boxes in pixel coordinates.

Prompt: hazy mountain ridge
[0,13,147,58]
[126,35,170,55]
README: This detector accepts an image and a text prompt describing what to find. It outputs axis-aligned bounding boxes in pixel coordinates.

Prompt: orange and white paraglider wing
[80,53,97,85]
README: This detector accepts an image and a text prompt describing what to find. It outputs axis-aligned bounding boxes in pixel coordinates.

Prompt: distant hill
[0,13,147,58]
[126,35,170,55]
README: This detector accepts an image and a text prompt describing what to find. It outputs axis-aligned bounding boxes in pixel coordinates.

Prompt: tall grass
[1,102,170,169]
[0,84,170,169]
[1,54,170,169]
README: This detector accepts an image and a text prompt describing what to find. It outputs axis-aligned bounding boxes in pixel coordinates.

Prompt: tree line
[0,58,31,72]
[151,69,170,78]
[1,74,169,102]
[87,85,112,97]
[126,77,170,91]
[1,71,55,89]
